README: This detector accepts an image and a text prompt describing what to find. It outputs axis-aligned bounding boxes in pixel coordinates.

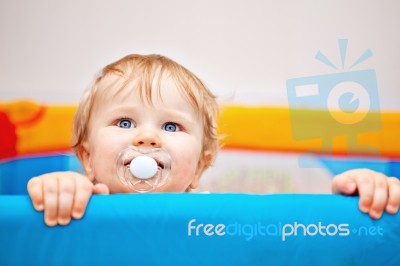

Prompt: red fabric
[0,111,17,159]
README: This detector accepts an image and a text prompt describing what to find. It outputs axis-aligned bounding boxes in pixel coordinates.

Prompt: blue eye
[117,119,133,129]
[163,122,180,132]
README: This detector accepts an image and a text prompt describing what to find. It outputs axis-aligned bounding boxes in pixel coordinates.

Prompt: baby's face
[81,76,207,193]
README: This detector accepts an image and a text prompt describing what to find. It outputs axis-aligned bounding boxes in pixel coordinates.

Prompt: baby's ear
[189,150,214,190]
[201,150,214,169]
[77,143,95,182]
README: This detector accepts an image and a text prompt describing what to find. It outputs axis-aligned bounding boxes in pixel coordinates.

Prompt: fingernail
[72,211,83,219]
[45,218,57,227]
[370,210,381,219]
[360,205,369,213]
[386,204,399,214]
[58,218,71,226]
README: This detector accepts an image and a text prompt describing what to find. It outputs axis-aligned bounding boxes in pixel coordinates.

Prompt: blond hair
[72,54,219,165]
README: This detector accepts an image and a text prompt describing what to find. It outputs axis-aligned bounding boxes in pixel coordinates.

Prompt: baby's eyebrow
[106,105,196,124]
[106,105,138,115]
[157,108,196,124]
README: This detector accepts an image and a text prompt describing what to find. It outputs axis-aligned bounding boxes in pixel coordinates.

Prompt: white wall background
[0,0,399,109]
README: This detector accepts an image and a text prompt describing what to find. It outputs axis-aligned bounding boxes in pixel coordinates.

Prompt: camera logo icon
[286,40,382,167]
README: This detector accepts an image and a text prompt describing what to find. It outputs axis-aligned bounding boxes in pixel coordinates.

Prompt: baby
[28,54,400,226]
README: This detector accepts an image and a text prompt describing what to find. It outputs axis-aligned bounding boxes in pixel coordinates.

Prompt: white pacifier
[116,147,171,192]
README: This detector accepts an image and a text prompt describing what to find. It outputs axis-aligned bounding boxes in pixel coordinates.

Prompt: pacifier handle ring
[116,147,171,193]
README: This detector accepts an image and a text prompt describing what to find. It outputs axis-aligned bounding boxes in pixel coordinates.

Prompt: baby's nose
[132,130,161,148]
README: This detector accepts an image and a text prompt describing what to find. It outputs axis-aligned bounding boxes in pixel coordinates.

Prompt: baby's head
[71,54,219,193]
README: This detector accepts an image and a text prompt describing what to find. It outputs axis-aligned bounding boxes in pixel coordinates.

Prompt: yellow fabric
[218,105,400,157]
[16,105,76,154]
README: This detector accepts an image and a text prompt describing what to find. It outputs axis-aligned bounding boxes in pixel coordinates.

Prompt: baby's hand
[27,171,109,226]
[331,169,400,219]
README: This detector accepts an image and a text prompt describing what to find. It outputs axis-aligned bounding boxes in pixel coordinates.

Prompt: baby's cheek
[172,159,199,185]
[92,153,117,183]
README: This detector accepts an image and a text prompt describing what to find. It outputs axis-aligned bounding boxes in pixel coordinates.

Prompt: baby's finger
[93,183,110,195]
[331,175,357,195]
[368,173,388,219]
[71,177,93,220]
[57,175,75,226]
[42,176,59,227]
[354,171,374,214]
[386,177,400,214]
[27,177,44,211]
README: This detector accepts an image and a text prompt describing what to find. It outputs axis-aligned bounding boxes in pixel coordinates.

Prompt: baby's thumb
[92,183,110,195]
[331,176,357,195]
